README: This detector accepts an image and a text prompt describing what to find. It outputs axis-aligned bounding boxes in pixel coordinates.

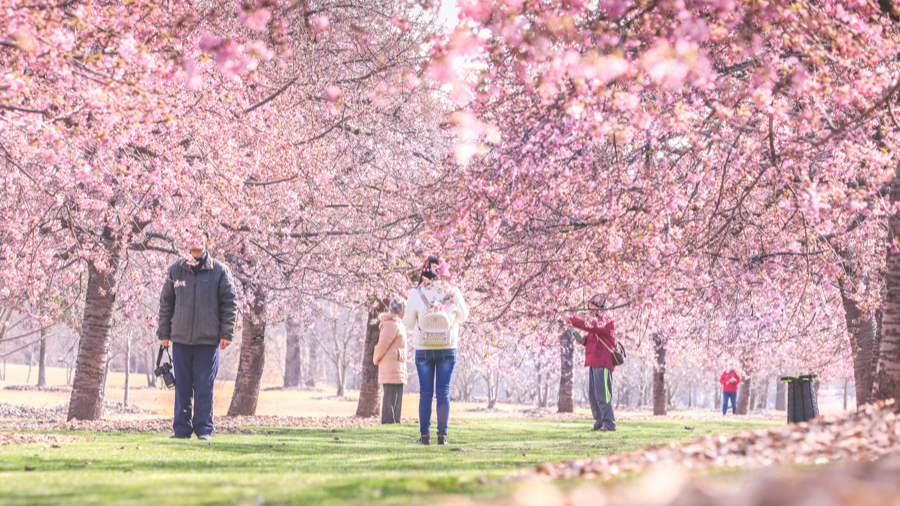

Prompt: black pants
[381,384,403,424]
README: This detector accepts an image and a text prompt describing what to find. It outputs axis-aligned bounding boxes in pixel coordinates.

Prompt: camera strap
[157,345,172,368]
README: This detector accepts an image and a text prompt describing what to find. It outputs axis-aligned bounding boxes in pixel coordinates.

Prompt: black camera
[155,346,176,389]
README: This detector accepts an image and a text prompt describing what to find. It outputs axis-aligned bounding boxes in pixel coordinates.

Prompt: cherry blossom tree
[3,0,451,418]
[424,0,900,403]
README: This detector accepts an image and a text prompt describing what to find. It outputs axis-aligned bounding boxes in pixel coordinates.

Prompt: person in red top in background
[720,367,741,415]
[564,294,617,432]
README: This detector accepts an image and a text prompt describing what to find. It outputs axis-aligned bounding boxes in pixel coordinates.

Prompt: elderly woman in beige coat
[373,297,408,424]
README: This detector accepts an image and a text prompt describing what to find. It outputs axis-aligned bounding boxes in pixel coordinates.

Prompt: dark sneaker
[437,435,448,445]
[592,421,602,431]
[170,434,191,439]
[197,434,212,441]
[418,434,431,445]
[599,427,617,432]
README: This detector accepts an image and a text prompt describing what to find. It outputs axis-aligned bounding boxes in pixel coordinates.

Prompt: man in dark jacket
[565,294,617,432]
[157,231,237,440]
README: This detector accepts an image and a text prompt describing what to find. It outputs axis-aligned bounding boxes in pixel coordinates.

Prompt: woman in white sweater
[404,256,469,445]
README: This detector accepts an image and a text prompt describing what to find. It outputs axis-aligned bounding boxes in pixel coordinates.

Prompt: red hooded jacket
[570,316,616,370]
[720,370,741,392]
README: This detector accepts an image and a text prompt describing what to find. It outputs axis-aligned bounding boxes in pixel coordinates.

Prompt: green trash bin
[780,374,819,423]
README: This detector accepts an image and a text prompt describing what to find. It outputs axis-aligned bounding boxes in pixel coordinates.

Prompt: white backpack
[416,289,454,347]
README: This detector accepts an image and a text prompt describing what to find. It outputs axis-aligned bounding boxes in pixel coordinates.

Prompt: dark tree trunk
[736,374,752,415]
[284,316,302,388]
[67,255,120,421]
[306,340,318,388]
[36,327,47,387]
[558,329,574,413]
[875,172,900,401]
[839,281,877,406]
[652,333,667,416]
[356,298,387,418]
[227,287,267,417]
[875,308,884,376]
[775,379,786,410]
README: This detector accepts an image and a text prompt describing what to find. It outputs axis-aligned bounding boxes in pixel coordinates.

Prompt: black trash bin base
[780,374,819,423]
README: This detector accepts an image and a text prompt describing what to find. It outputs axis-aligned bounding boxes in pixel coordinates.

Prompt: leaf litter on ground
[0,432,87,447]
[0,411,415,436]
[522,399,900,482]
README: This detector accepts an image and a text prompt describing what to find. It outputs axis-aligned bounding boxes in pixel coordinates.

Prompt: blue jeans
[172,343,220,436]
[722,391,737,415]
[415,349,456,435]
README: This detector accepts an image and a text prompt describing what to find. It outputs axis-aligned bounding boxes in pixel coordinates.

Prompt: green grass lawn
[0,418,779,506]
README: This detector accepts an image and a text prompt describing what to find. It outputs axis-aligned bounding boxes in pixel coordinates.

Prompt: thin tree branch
[243,76,298,114]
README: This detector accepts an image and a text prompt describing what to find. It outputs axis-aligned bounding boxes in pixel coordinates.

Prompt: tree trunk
[775,379,786,410]
[492,373,500,408]
[356,298,387,417]
[538,373,549,408]
[227,287,267,417]
[843,377,849,411]
[874,308,884,382]
[486,372,498,409]
[336,358,347,397]
[27,341,34,384]
[558,329,574,413]
[755,377,768,409]
[875,172,900,401]
[36,327,47,387]
[736,374,752,415]
[145,347,157,388]
[652,333,667,416]
[284,316,302,388]
[124,338,131,407]
[67,256,120,421]
[306,340,318,388]
[840,282,877,406]
[543,375,551,407]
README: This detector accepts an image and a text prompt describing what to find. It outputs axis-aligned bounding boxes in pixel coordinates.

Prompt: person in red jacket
[720,368,741,415]
[564,294,617,432]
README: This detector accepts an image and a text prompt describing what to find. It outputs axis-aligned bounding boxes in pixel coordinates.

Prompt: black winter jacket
[156,255,238,346]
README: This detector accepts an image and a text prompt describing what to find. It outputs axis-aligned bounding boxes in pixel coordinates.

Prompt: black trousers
[381,384,403,424]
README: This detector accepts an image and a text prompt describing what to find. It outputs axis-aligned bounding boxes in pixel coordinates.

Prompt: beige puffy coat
[373,313,408,385]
